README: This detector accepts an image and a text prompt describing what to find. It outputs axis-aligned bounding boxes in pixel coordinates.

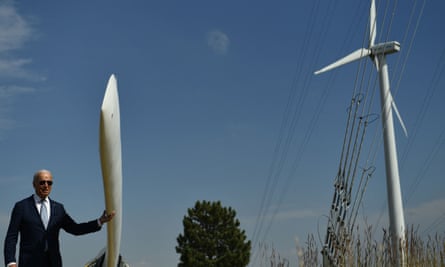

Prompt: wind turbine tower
[315,0,406,264]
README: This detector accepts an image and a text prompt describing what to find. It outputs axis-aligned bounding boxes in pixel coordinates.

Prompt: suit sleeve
[59,205,101,236]
[3,202,22,266]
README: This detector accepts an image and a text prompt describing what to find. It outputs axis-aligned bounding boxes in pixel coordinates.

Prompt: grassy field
[262,225,445,266]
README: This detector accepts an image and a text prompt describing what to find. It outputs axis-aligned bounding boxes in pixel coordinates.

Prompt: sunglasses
[39,180,53,186]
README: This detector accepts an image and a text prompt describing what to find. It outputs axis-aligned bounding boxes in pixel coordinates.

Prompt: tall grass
[297,227,445,267]
[295,225,445,266]
[258,243,290,267]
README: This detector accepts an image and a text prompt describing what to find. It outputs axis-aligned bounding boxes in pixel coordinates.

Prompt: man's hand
[99,210,116,225]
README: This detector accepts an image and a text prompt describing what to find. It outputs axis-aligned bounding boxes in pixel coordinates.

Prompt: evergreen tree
[176,200,251,267]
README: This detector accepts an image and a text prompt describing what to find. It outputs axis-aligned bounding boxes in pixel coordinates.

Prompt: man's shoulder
[48,198,68,216]
[16,196,63,205]
[48,198,64,208]
[15,195,34,205]
[11,196,34,211]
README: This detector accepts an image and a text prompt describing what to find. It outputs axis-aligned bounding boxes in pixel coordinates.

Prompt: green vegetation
[176,200,251,267]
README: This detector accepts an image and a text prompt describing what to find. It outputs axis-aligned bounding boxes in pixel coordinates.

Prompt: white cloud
[351,198,445,239]
[0,3,39,80]
[274,208,320,221]
[0,84,35,98]
[405,198,445,234]
[207,29,230,55]
[0,4,31,53]
[0,3,40,136]
[242,206,322,228]
[0,58,33,78]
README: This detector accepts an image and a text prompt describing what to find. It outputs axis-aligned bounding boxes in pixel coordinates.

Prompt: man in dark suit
[3,169,115,267]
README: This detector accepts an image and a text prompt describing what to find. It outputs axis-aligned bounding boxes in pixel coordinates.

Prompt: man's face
[33,171,53,199]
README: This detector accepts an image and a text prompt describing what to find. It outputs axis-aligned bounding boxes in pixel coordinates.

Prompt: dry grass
[296,225,445,266]
[258,243,290,267]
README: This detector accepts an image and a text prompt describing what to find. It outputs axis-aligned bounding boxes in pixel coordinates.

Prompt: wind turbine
[315,0,406,264]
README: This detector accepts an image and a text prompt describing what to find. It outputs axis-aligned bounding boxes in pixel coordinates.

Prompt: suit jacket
[4,195,101,267]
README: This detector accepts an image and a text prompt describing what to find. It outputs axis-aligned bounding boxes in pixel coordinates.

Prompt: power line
[250,1,325,263]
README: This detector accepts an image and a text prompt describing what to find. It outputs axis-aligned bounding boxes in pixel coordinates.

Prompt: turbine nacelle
[371,41,400,56]
[313,41,401,75]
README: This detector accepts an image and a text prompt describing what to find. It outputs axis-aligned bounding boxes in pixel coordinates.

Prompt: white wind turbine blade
[372,52,380,70]
[314,48,371,75]
[100,74,122,267]
[390,93,408,137]
[369,0,377,47]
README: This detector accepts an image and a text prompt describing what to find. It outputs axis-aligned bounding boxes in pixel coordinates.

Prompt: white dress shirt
[33,194,51,221]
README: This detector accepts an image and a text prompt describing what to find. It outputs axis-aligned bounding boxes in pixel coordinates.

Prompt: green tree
[176,200,251,267]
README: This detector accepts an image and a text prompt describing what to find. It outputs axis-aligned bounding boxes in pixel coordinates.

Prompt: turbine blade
[369,0,377,47]
[314,48,371,75]
[390,93,408,137]
[373,54,379,70]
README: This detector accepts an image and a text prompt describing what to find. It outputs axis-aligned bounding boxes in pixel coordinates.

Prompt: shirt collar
[33,194,48,203]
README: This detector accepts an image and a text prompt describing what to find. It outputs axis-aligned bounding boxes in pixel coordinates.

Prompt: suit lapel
[28,195,46,229]
[29,195,40,216]
[48,198,55,228]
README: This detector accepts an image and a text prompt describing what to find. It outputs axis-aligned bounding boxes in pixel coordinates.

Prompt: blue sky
[1,0,444,266]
